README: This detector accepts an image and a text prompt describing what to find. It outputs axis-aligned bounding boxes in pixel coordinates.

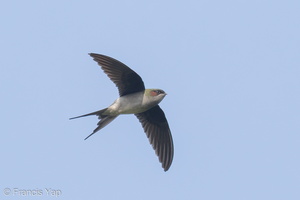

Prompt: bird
[70,53,174,171]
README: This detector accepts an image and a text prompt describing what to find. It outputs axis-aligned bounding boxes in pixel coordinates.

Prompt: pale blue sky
[1,0,300,199]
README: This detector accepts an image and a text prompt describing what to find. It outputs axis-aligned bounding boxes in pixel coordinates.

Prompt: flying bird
[70,53,174,171]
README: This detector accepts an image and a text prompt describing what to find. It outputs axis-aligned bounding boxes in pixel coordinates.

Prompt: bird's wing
[89,53,145,96]
[135,105,174,171]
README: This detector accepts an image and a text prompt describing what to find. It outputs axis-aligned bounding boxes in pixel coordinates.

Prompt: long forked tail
[69,108,108,120]
[84,116,117,140]
[70,108,118,140]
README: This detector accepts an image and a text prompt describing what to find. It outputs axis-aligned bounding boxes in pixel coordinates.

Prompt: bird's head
[145,89,167,105]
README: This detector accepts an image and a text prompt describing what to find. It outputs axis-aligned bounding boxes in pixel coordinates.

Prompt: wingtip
[163,165,170,172]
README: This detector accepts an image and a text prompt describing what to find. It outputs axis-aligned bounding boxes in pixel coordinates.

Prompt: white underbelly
[107,92,152,115]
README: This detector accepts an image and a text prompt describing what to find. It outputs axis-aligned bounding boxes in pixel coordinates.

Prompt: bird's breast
[107,92,156,115]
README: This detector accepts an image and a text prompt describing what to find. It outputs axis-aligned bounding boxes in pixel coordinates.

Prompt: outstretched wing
[89,53,145,96]
[135,105,174,171]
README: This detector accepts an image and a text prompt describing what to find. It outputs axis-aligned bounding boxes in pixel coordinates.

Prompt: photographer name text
[3,187,62,197]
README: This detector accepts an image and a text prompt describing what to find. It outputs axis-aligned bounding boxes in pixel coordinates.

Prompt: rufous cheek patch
[150,91,157,96]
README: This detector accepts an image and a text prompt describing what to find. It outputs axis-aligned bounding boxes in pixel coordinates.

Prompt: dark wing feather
[135,105,174,171]
[89,53,145,96]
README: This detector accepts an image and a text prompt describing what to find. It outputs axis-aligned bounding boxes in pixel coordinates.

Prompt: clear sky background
[1,0,299,199]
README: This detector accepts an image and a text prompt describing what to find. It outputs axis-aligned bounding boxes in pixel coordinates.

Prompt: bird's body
[70,53,174,171]
[106,89,166,115]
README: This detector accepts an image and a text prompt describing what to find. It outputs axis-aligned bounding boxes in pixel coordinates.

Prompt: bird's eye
[150,90,164,96]
[157,90,164,94]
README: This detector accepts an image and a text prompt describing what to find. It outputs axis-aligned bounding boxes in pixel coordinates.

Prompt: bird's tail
[70,108,118,140]
[83,115,117,140]
[69,108,108,120]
